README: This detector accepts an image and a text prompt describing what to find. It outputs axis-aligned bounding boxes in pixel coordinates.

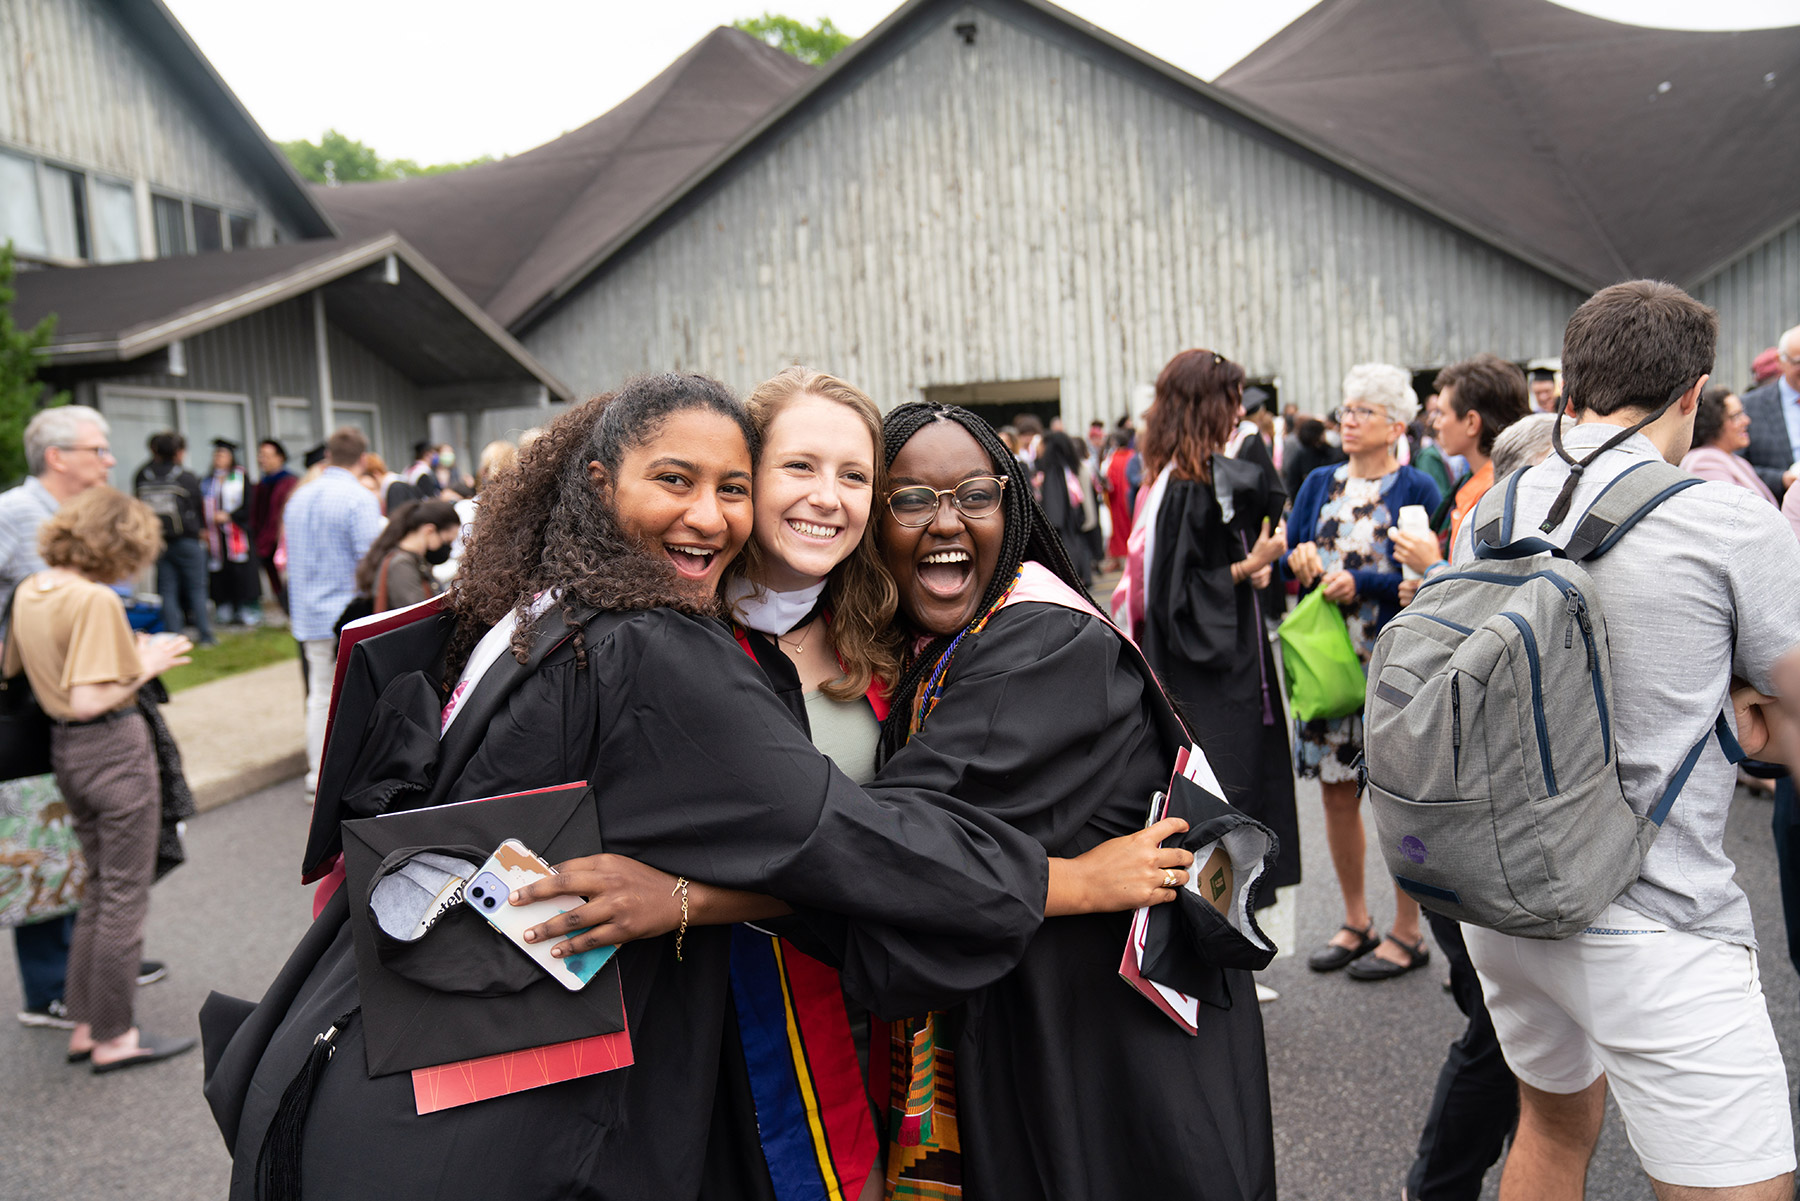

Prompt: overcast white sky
[163,0,1800,166]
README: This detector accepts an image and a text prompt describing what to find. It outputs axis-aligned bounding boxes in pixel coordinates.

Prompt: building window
[90,178,140,263]
[41,165,90,260]
[192,203,224,253]
[153,193,189,256]
[0,149,48,256]
[227,213,253,250]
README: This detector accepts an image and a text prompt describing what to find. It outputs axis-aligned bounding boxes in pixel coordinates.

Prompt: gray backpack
[1363,459,1743,939]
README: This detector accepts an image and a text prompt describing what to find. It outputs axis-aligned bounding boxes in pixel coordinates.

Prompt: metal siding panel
[523,8,1587,420]
[1695,221,1800,390]
[1,0,300,239]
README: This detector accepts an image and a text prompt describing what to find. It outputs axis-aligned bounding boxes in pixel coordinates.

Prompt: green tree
[279,130,494,185]
[732,13,853,64]
[0,242,67,487]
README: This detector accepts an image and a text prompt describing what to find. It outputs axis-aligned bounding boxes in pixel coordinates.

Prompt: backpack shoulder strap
[1469,468,1538,560]
[1562,459,1700,563]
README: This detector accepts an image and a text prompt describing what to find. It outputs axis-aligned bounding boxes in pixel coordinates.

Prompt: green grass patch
[160,625,298,693]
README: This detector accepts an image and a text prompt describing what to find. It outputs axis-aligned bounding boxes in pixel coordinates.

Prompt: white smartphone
[465,839,615,991]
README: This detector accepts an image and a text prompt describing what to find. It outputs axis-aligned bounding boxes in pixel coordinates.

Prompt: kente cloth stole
[728,927,879,1201]
[884,1015,962,1200]
[883,568,1021,1200]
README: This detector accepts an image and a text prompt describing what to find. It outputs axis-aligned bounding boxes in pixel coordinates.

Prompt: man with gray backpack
[1366,280,1800,1200]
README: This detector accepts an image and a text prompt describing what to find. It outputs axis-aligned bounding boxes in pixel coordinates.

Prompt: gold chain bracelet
[671,877,690,962]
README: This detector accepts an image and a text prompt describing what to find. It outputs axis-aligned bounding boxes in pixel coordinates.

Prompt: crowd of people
[5,283,1800,1200]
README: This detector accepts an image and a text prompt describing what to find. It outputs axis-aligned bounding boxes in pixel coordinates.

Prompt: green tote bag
[1277,586,1367,721]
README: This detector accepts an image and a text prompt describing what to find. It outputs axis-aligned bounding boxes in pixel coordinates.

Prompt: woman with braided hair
[860,403,1276,1200]
[210,378,1190,1201]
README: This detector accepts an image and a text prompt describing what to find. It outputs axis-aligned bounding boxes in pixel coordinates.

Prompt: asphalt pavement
[2,773,1796,1200]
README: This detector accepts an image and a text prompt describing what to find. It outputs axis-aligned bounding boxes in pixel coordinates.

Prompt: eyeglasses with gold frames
[885,476,1007,527]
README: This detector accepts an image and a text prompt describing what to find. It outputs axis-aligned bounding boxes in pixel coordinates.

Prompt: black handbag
[0,587,53,783]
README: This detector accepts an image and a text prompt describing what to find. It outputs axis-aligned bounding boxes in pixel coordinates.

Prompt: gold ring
[1162,868,1178,889]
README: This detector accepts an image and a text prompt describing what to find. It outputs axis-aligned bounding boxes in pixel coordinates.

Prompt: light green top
[804,689,881,785]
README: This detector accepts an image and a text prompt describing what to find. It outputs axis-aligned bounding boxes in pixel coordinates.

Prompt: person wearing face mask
[210,378,1185,1201]
[352,500,462,614]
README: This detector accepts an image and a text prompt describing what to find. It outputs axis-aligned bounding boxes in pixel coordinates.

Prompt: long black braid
[876,402,1091,762]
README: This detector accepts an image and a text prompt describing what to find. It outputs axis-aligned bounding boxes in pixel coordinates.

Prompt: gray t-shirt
[1455,423,1800,946]
[0,477,59,615]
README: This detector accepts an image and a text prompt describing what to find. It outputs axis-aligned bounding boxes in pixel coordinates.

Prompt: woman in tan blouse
[4,487,192,1071]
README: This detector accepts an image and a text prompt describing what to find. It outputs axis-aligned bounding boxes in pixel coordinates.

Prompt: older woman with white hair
[1283,363,1442,981]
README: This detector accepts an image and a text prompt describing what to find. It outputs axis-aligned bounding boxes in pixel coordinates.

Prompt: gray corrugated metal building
[511,0,1587,424]
[2,0,572,484]
[329,0,1794,421]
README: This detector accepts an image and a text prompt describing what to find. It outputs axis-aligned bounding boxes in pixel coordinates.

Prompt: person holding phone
[214,378,1190,1201]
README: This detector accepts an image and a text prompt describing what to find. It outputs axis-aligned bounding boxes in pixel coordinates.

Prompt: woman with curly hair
[212,375,1187,1201]
[5,487,192,1071]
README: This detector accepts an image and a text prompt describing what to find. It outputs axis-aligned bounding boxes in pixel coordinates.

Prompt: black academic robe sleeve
[846,601,1278,1201]
[451,609,1048,1015]
[827,603,1169,1017]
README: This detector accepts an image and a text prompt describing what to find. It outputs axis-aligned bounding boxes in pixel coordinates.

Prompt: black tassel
[255,1008,358,1201]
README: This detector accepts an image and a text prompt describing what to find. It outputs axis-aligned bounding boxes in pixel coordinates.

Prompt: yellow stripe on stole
[771,937,847,1201]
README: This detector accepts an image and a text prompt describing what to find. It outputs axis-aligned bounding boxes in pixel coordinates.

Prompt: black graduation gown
[210,608,1048,1201]
[1140,450,1302,900]
[847,602,1277,1201]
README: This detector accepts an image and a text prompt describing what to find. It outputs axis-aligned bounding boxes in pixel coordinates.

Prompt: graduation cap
[303,443,327,468]
[212,437,240,451]
[1240,385,1273,415]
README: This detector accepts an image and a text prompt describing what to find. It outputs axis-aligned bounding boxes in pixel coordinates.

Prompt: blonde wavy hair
[38,486,163,581]
[734,367,899,703]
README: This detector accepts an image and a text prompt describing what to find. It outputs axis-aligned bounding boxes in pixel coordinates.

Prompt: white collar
[726,577,827,636]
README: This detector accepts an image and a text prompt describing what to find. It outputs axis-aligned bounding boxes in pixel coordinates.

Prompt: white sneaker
[1255,982,1279,1004]
[18,999,75,1029]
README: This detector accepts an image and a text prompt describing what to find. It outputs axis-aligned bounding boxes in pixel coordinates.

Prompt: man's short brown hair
[1436,354,1531,456]
[326,426,368,468]
[1562,281,1716,418]
[38,486,163,580]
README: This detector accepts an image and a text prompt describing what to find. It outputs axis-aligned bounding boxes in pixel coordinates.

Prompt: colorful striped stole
[729,926,879,1201]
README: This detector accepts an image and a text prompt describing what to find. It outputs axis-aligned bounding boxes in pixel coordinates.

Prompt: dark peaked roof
[106,0,336,239]
[13,237,571,397]
[1218,0,1800,288]
[318,27,817,328]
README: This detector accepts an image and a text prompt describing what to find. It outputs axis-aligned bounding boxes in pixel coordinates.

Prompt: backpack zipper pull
[1574,597,1595,670]
[1564,593,1578,649]
[1451,674,1462,771]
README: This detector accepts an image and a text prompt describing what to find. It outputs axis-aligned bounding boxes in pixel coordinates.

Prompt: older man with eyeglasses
[1738,323,1800,500]
[1,405,164,1030]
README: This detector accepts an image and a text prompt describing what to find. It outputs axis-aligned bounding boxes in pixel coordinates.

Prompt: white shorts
[1464,904,1796,1190]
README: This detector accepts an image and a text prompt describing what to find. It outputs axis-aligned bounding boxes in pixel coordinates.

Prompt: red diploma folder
[411,992,634,1114]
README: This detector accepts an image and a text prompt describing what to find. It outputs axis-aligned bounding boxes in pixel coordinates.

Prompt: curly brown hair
[446,376,758,674]
[38,486,163,581]
[733,367,901,702]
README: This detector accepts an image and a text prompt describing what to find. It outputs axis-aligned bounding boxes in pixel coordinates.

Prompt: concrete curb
[162,659,307,813]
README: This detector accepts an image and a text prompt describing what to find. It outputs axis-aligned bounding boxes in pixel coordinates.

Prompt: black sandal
[1346,933,1431,981]
[1307,922,1379,972]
